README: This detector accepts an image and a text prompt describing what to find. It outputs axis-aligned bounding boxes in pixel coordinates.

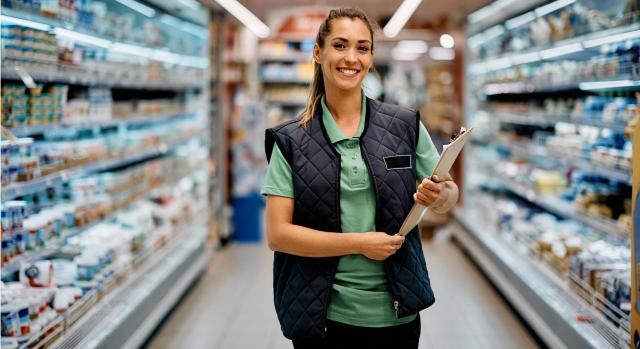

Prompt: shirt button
[352,155,357,160]
[352,166,358,173]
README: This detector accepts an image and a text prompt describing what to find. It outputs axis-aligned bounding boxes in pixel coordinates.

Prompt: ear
[313,44,321,64]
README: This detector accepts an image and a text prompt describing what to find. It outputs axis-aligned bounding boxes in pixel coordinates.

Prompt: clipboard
[397,127,474,236]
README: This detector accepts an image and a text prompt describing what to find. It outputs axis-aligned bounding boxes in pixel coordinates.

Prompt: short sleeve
[261,143,294,198]
[416,122,440,180]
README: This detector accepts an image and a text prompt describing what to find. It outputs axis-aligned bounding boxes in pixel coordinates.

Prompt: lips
[336,67,360,77]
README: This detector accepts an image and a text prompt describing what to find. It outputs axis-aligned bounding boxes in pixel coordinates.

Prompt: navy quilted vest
[264,97,435,339]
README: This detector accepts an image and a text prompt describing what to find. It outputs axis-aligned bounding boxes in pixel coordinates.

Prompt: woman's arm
[266,195,404,260]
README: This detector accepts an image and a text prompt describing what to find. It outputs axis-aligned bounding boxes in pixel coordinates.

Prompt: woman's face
[314,17,373,94]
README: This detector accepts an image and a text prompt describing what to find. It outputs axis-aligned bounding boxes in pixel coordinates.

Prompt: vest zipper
[394,300,400,317]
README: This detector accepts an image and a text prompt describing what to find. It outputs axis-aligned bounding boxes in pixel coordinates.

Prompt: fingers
[420,179,442,193]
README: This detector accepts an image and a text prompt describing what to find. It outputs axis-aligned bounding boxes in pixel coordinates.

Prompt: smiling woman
[261,7,460,349]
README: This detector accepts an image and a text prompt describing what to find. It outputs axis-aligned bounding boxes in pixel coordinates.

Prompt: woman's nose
[344,48,357,63]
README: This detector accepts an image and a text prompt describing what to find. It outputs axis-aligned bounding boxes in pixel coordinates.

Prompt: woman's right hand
[358,232,405,261]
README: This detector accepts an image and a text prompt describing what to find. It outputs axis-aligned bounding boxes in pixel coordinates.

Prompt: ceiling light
[535,0,576,18]
[429,47,455,61]
[396,40,428,54]
[215,0,270,38]
[583,29,640,48]
[579,80,640,91]
[540,43,582,59]
[383,0,422,38]
[505,12,536,30]
[1,15,50,31]
[115,0,155,17]
[53,28,112,48]
[439,34,454,49]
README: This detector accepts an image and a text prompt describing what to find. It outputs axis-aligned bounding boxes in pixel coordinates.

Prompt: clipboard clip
[450,127,467,143]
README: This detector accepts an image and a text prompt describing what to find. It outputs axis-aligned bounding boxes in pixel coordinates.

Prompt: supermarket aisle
[145,230,541,349]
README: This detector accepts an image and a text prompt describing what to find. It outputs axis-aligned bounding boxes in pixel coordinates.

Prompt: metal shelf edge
[49,221,209,349]
[451,209,619,349]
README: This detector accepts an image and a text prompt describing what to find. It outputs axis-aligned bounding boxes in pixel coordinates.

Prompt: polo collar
[321,90,366,144]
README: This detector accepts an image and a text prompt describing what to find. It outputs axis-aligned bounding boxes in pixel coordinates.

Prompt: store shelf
[546,148,632,185]
[49,219,210,349]
[1,146,169,200]
[262,78,311,84]
[1,7,207,70]
[451,208,626,349]
[7,112,197,137]
[496,177,625,237]
[1,63,202,90]
[470,22,640,73]
[483,76,640,95]
[490,110,629,132]
[260,53,311,63]
[266,100,307,107]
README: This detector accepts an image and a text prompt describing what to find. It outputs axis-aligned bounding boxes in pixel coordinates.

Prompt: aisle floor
[146,230,541,349]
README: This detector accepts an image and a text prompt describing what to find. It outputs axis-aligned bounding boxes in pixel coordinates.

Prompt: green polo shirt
[261,93,439,327]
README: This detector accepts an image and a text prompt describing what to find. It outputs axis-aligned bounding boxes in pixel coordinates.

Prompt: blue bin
[231,193,265,242]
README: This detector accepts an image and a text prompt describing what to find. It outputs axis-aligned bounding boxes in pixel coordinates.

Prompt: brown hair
[299,7,377,127]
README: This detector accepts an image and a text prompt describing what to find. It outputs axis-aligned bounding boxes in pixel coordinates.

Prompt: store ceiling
[242,0,493,29]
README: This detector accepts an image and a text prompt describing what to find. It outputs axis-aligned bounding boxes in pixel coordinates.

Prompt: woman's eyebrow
[332,37,372,44]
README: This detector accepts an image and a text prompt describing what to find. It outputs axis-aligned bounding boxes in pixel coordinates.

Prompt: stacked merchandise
[0,1,212,348]
[457,1,639,348]
[259,38,314,127]
[1,0,207,88]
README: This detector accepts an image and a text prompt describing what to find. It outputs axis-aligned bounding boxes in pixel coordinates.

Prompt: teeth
[338,68,358,74]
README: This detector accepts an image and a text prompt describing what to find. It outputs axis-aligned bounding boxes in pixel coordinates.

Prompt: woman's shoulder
[368,98,418,118]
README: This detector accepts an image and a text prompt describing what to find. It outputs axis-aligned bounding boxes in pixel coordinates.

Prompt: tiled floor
[145,230,541,349]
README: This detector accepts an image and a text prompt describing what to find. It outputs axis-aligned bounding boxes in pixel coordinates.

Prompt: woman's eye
[359,47,370,52]
[333,43,345,49]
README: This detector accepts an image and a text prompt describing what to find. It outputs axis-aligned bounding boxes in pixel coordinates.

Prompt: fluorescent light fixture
[0,15,50,31]
[579,80,640,91]
[583,29,640,48]
[429,47,455,60]
[505,11,536,30]
[115,0,155,17]
[511,52,541,65]
[396,40,428,54]
[53,27,112,48]
[178,0,200,10]
[534,0,576,17]
[540,43,582,59]
[440,34,454,48]
[383,0,422,38]
[215,0,270,38]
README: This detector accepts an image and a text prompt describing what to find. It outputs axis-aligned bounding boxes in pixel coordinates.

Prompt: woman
[262,7,459,348]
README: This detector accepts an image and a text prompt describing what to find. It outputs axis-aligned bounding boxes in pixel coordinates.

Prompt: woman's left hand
[414,175,449,207]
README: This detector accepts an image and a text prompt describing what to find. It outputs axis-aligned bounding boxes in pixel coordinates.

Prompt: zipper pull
[394,300,399,317]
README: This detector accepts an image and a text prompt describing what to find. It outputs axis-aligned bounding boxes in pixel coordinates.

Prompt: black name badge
[383,155,411,170]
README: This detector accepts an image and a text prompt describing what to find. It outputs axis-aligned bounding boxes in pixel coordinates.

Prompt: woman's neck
[324,87,362,122]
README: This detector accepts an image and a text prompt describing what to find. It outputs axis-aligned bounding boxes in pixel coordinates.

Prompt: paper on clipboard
[397,127,474,236]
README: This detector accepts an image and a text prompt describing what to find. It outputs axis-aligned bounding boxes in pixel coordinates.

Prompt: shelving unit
[1,1,214,348]
[451,207,627,349]
[461,1,637,348]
